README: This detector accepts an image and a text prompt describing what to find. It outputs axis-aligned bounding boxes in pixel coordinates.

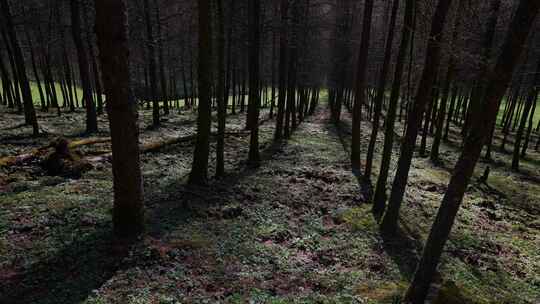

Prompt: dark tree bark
[224,0,235,113]
[419,86,438,156]
[0,44,15,109]
[285,1,300,135]
[1,0,39,135]
[216,0,226,177]
[521,92,537,157]
[431,1,464,161]
[365,0,399,180]
[481,0,503,160]
[351,0,374,174]
[71,0,98,133]
[1,27,22,113]
[24,28,46,112]
[154,0,169,116]
[512,59,540,170]
[247,0,261,164]
[95,0,144,237]
[404,1,540,302]
[143,0,160,127]
[372,0,414,217]
[189,0,212,185]
[274,0,288,141]
[83,3,104,115]
[181,46,189,109]
[269,3,277,119]
[444,86,460,141]
[382,0,453,234]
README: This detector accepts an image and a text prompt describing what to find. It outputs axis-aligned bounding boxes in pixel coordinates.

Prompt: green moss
[356,281,407,303]
[433,281,490,304]
[342,206,377,232]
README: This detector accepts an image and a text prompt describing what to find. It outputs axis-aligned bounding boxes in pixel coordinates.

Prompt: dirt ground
[0,102,539,304]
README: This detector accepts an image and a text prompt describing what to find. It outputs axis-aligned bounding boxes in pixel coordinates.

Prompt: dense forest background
[1,0,540,303]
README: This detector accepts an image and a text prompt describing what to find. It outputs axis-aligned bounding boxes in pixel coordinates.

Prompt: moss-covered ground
[0,100,539,303]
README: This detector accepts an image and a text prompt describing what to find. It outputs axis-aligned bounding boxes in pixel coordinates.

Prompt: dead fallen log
[0,137,111,168]
[86,130,251,163]
[68,137,111,148]
[0,111,272,168]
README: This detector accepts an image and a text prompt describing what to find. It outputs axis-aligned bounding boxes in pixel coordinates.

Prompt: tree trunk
[365,0,399,180]
[443,85,459,141]
[25,28,46,112]
[154,0,169,116]
[216,0,226,177]
[71,0,98,133]
[274,0,288,141]
[95,0,144,237]
[0,47,15,109]
[1,27,22,114]
[143,0,160,127]
[351,0,374,174]
[372,0,414,217]
[382,0,453,234]
[512,59,540,170]
[1,0,39,135]
[247,0,261,164]
[189,0,212,185]
[431,1,463,161]
[521,92,537,157]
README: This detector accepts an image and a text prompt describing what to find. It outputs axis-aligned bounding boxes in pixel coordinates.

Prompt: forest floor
[0,102,539,304]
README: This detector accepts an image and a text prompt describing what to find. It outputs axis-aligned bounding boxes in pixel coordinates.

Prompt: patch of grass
[342,206,377,232]
[433,280,490,304]
[355,281,407,303]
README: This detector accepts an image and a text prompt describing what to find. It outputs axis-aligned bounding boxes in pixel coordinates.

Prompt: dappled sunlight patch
[341,205,378,232]
[355,280,407,303]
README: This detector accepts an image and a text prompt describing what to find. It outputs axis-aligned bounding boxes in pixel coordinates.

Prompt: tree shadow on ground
[145,133,290,238]
[321,113,373,201]
[379,221,424,280]
[1,122,27,131]
[0,224,132,304]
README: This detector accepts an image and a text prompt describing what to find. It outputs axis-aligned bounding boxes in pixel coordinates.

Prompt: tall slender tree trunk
[274,0,288,141]
[95,0,144,237]
[444,86,460,141]
[143,0,160,127]
[372,0,414,217]
[71,0,98,133]
[512,59,540,170]
[216,0,226,177]
[365,0,399,180]
[1,27,22,114]
[521,93,537,157]
[382,0,453,234]
[83,3,104,115]
[154,0,169,116]
[189,0,212,185]
[431,1,463,161]
[247,0,261,164]
[1,0,39,135]
[351,0,374,174]
[0,44,15,109]
[224,0,235,114]
[25,28,46,112]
